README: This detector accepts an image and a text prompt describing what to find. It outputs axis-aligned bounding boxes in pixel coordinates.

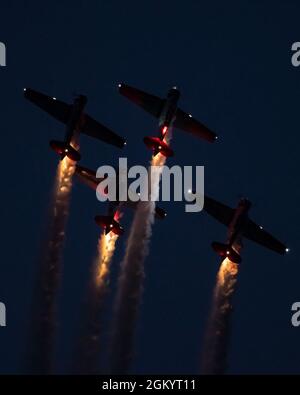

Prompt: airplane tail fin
[94,215,124,236]
[49,140,81,162]
[211,241,242,264]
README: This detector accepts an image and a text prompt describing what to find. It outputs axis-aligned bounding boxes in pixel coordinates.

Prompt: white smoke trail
[27,146,77,374]
[201,246,241,375]
[110,143,168,374]
[72,225,119,374]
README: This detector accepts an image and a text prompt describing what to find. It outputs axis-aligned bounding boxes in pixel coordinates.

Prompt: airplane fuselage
[143,87,180,156]
[227,198,252,248]
[65,94,87,144]
[158,87,180,134]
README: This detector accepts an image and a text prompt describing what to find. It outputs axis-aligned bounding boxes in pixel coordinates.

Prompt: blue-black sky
[0,0,299,374]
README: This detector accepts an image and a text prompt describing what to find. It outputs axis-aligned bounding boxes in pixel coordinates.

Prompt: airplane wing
[82,115,126,148]
[174,108,217,142]
[24,88,126,149]
[24,88,71,124]
[243,219,287,255]
[75,165,98,190]
[118,83,164,118]
[203,195,235,226]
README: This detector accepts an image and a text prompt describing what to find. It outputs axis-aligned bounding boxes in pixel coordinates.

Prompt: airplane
[202,195,289,263]
[118,83,217,157]
[24,88,126,161]
[75,165,167,235]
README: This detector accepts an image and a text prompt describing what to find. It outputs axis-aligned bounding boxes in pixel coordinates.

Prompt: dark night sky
[0,0,299,374]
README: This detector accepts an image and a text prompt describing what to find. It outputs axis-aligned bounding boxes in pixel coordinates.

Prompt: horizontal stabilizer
[211,241,242,264]
[49,140,81,161]
[143,136,174,157]
[94,215,124,236]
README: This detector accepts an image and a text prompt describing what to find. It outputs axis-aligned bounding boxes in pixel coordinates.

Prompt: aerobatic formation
[24,83,289,374]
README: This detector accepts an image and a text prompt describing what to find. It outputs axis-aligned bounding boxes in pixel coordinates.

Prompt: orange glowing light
[56,137,79,187]
[217,258,239,288]
[57,155,76,194]
[95,231,119,286]
[94,211,122,285]
[151,149,166,167]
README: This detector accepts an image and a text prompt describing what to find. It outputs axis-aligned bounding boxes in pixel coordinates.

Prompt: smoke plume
[72,229,119,374]
[27,151,76,374]
[110,151,167,374]
[201,252,240,374]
